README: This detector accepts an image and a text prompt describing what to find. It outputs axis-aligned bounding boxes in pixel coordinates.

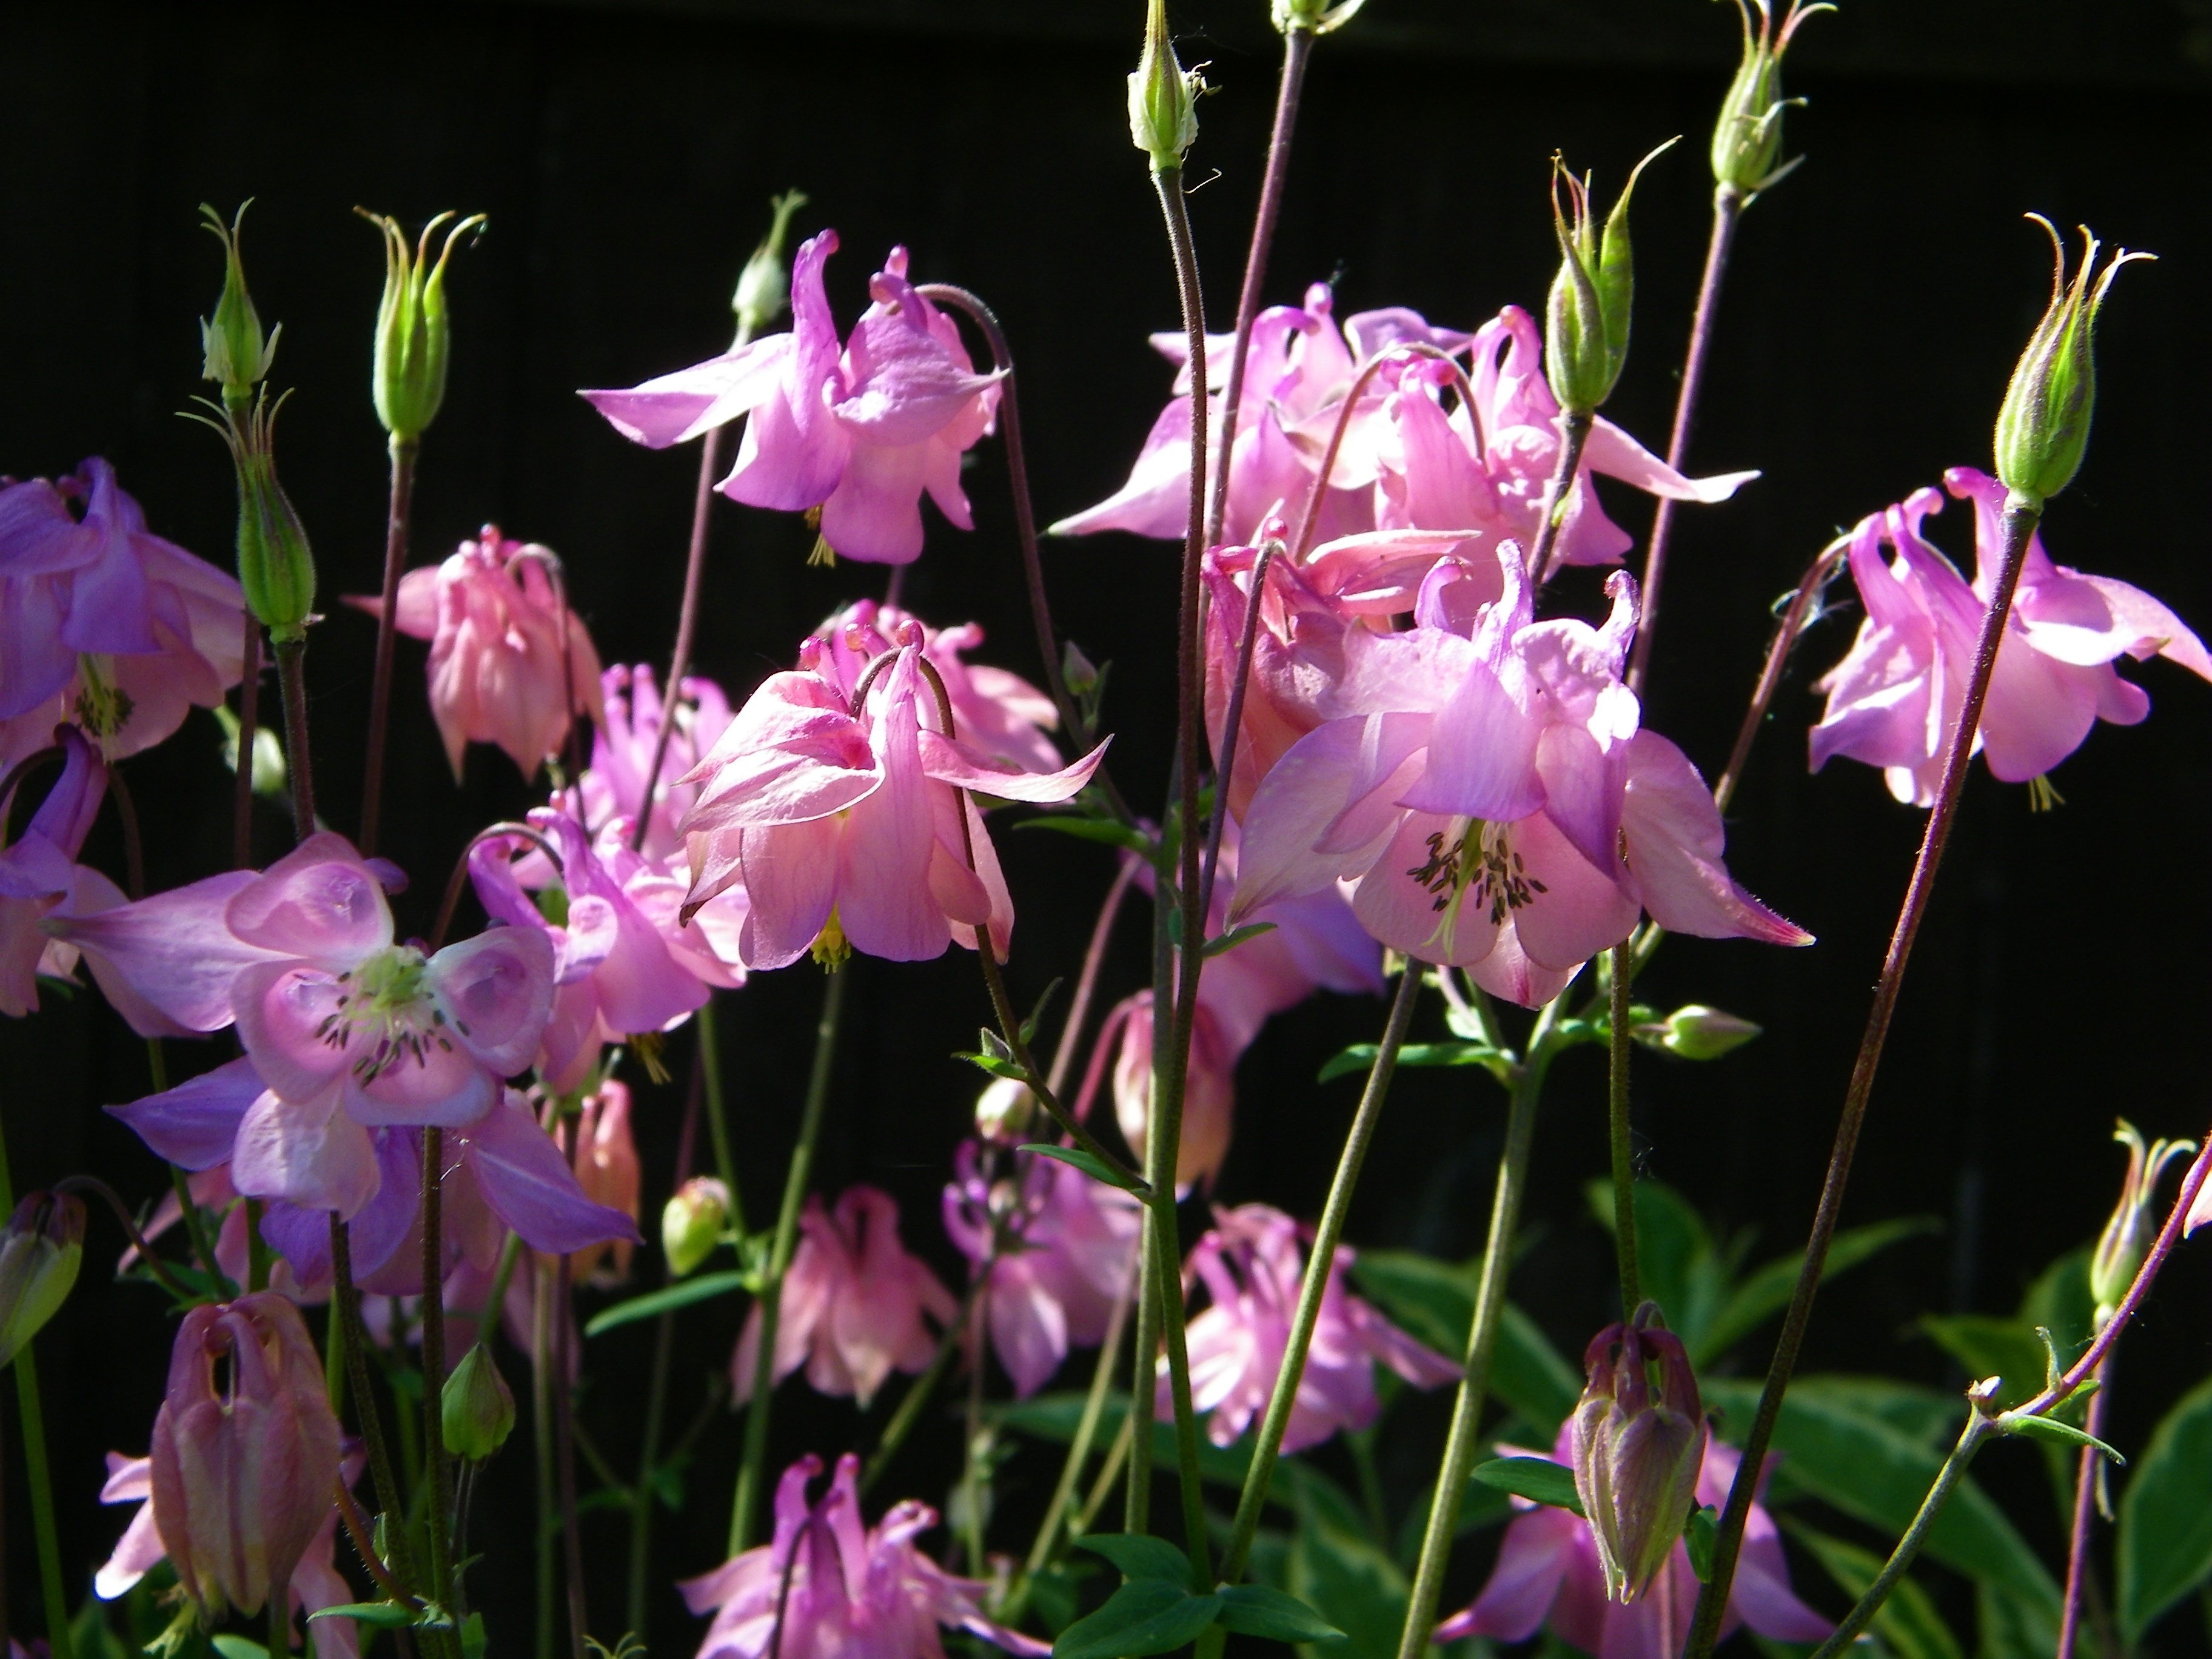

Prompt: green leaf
[1998,1411,2122,1463]
[1789,1521,1963,1659]
[309,1603,421,1629]
[1585,1178,1724,1347]
[583,1270,748,1338]
[1686,1506,1718,1582]
[956,1048,1029,1082]
[212,1639,268,1659]
[1017,815,1158,856]
[1698,1215,1936,1366]
[2019,1247,2095,1359]
[1319,1040,1513,1087]
[460,1612,488,1659]
[2119,1372,2212,1641]
[1215,1584,1344,1643]
[1289,1473,1409,1659]
[1346,1253,1581,1436]
[1051,1580,1219,1659]
[1470,1456,1583,1515]
[1917,1315,2053,1412]
[1021,1144,1146,1195]
[1074,1533,1196,1588]
[993,1393,1330,1512]
[1202,921,1276,957]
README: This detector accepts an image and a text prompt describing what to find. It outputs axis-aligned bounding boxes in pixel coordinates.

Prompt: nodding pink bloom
[149,1292,343,1620]
[809,600,1064,776]
[580,665,737,862]
[1051,283,1470,549]
[1232,545,1807,1006]
[1108,988,1238,1193]
[0,726,107,1016]
[680,1453,1049,1659]
[677,620,1103,970]
[1811,466,2212,806]
[732,1185,957,1409]
[358,526,604,781]
[1164,1203,1457,1453]
[1375,307,1758,571]
[471,808,715,1094]
[583,235,1002,566]
[100,1442,367,1659]
[941,1141,1141,1397]
[0,458,247,768]
[1435,1429,1829,1659]
[566,1080,642,1285]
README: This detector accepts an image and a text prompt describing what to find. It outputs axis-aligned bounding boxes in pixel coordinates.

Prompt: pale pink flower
[679,1453,1047,1659]
[0,726,107,1016]
[732,1185,957,1409]
[566,1080,642,1285]
[1164,1203,1458,1453]
[0,458,247,767]
[1811,466,2212,806]
[583,235,1002,566]
[808,600,1063,775]
[580,664,737,862]
[1436,1429,1829,1659]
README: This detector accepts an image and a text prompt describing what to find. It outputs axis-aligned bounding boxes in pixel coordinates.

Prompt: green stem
[270,1580,292,1657]
[1530,413,1593,586]
[533,1259,555,1659]
[148,1040,230,1292]
[697,997,747,1234]
[329,1216,415,1600]
[477,1233,523,1353]
[420,1130,458,1626]
[0,1118,72,1659]
[1010,1279,1133,1616]
[960,1283,990,1572]
[862,1293,971,1494]
[272,635,315,839]
[626,1307,676,1639]
[1607,943,1640,1312]
[731,965,850,1553]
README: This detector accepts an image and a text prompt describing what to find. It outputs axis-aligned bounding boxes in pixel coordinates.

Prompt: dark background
[4,0,2210,1653]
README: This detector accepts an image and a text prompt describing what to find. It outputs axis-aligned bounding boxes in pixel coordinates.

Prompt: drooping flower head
[1569,1308,1708,1603]
[580,664,737,862]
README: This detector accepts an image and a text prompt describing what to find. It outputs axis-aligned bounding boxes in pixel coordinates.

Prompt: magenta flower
[1435,1429,1829,1659]
[0,726,107,1016]
[680,1452,1047,1659]
[942,1141,1141,1397]
[583,235,1002,566]
[1811,466,2212,806]
[677,617,1103,970]
[732,1185,956,1409]
[359,526,604,780]
[0,458,248,767]
[580,664,737,862]
[1163,1203,1456,1453]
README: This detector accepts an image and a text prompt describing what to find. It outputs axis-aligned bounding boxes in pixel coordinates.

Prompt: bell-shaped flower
[1108,988,1240,1193]
[357,526,604,780]
[0,726,107,1016]
[942,1141,1141,1397]
[580,664,737,862]
[566,1079,642,1286]
[732,1185,956,1409]
[0,458,249,767]
[149,1292,343,1620]
[679,1452,1048,1659]
[1570,1310,1708,1602]
[583,234,1002,566]
[1435,1429,1829,1659]
[1811,466,2212,806]
[1164,1203,1457,1453]
[676,619,1103,970]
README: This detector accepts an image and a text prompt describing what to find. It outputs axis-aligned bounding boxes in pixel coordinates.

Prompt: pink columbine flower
[0,726,107,1016]
[1232,543,1808,1006]
[1435,1428,1830,1659]
[1164,1204,1457,1453]
[0,458,248,767]
[359,526,605,780]
[680,1453,1048,1659]
[567,1080,642,1285]
[583,235,1002,566]
[942,1141,1141,1398]
[676,616,1103,970]
[732,1185,956,1409]
[1811,466,2212,806]
[580,665,738,862]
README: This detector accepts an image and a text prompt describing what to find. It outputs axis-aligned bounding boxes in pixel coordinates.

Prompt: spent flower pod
[0,1191,84,1370]
[198,203,279,405]
[1994,218,2151,506]
[220,395,318,643]
[2090,1121,2194,1327]
[360,209,486,442]
[662,1176,732,1278]
[1709,1,1832,198]
[1545,142,1674,415]
[732,189,809,338]
[1129,0,1202,170]
[441,1342,518,1460]
[1569,1303,1708,1603]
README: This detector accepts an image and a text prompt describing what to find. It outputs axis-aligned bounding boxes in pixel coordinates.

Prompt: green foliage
[1021,1144,1148,1195]
[1346,1252,1581,1433]
[1053,1535,1341,1657]
[1469,1456,1582,1514]
[583,1269,747,1338]
[1318,1041,1515,1088]
[2119,1373,2212,1642]
[1287,1467,1410,1659]
[1790,1523,1963,1659]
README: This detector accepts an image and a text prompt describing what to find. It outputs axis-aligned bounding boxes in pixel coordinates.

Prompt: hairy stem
[2056,1358,2114,1659]
[1013,1279,1133,1612]
[1608,943,1640,1311]
[234,613,261,867]
[1531,413,1594,586]
[420,1129,458,1624]
[360,435,420,856]
[273,635,315,840]
[330,1214,417,1602]
[1712,534,1849,817]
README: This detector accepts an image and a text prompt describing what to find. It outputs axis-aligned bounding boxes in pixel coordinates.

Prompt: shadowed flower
[580,664,737,862]
[0,726,107,1017]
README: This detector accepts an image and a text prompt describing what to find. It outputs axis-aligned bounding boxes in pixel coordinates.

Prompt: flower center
[1408,819,1549,941]
[317,945,461,1084]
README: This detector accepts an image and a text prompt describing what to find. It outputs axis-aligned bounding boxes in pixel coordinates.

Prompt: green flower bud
[1994,218,2151,506]
[1634,1004,1762,1062]
[198,203,280,406]
[2090,1121,2194,1327]
[1544,142,1674,417]
[1128,0,1203,171]
[1709,1,1832,199]
[440,1342,517,1461]
[226,398,317,644]
[360,209,486,443]
[0,1191,83,1370]
[974,1076,1040,1144]
[1270,0,1366,33]
[732,190,809,340]
[661,1177,732,1279]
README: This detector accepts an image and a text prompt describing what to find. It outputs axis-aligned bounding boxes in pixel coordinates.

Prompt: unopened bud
[1570,1304,1708,1603]
[1994,218,2151,506]
[1128,0,1202,171]
[360,209,485,443]
[440,1342,517,1460]
[198,203,279,405]
[732,190,809,339]
[1545,142,1674,416]
[1635,1004,1761,1062]
[1709,2,1831,198]
[0,1191,83,1369]
[1270,0,1366,33]
[974,1076,1040,1144]
[661,1176,732,1278]
[2090,1121,2194,1327]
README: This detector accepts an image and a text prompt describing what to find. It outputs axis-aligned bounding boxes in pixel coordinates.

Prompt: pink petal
[1621,732,1811,946]
[231,1087,381,1219]
[736,822,839,971]
[224,834,394,965]
[232,962,355,1103]
[916,730,1105,802]
[1230,714,1424,922]
[427,925,555,1075]
[108,1055,264,1170]
[1433,1506,1580,1643]
[461,1091,640,1255]
[1046,397,1193,540]
[1505,810,1640,973]
[579,337,788,449]
[1398,658,1543,821]
[49,869,275,1033]
[1583,418,1758,503]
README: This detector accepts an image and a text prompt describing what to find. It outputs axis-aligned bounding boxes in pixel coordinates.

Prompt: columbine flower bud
[1569,1304,1708,1603]
[1128,0,1202,171]
[1994,218,2151,506]
[974,1076,1039,1144]
[360,209,485,443]
[732,190,809,340]
[2090,1121,2194,1327]
[441,1342,518,1460]
[1709,2,1831,198]
[1270,0,1366,33]
[226,401,318,644]
[149,1292,341,1620]
[662,1176,732,1278]
[1544,142,1673,416]
[1635,1004,1762,1062]
[198,203,279,406]
[0,1191,83,1370]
